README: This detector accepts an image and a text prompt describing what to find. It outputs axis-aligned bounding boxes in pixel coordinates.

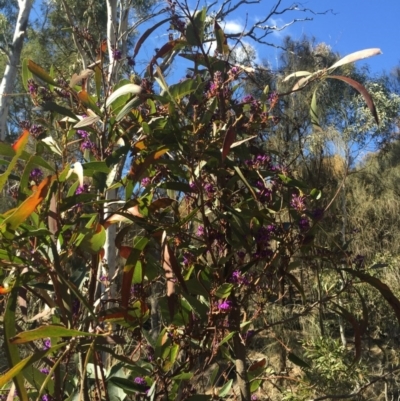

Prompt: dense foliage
[1,1,400,401]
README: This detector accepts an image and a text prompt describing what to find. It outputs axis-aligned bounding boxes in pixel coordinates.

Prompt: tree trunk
[0,0,33,140]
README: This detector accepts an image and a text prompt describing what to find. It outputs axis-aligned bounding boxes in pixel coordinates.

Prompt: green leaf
[28,60,56,85]
[106,83,142,108]
[10,325,98,344]
[310,88,320,129]
[214,21,229,55]
[22,58,33,91]
[0,130,29,193]
[310,188,322,200]
[215,283,233,298]
[219,331,236,346]
[108,377,148,394]
[0,342,66,388]
[218,379,233,397]
[185,8,206,46]
[288,352,310,369]
[250,379,262,392]
[42,102,79,120]
[4,289,28,400]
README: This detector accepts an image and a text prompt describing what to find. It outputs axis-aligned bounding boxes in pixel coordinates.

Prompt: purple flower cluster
[204,183,215,195]
[27,78,38,95]
[312,208,324,220]
[29,168,43,182]
[230,270,250,286]
[75,184,89,195]
[141,177,151,187]
[183,251,194,266]
[197,225,204,237]
[298,217,310,232]
[43,338,51,350]
[242,94,254,103]
[291,193,306,212]
[112,48,122,61]
[217,299,232,312]
[77,130,95,151]
[40,367,50,375]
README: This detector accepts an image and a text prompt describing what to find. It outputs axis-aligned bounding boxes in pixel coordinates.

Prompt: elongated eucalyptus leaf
[328,48,382,71]
[121,236,149,309]
[218,379,233,397]
[0,175,53,238]
[283,70,311,82]
[27,60,56,85]
[10,325,97,344]
[327,75,379,125]
[214,21,229,55]
[105,84,142,108]
[0,342,66,387]
[73,115,100,128]
[185,8,206,46]
[41,101,79,120]
[21,58,33,91]
[310,88,320,129]
[4,289,27,400]
[0,130,29,192]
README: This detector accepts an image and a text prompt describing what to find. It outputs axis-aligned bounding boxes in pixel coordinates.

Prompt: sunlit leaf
[0,130,29,192]
[27,60,56,85]
[10,325,96,344]
[105,84,142,108]
[328,48,382,70]
[0,175,53,238]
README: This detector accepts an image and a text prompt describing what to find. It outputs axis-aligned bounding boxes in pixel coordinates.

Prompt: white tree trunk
[0,0,34,140]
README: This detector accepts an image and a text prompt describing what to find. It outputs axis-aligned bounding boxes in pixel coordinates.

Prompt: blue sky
[216,0,400,75]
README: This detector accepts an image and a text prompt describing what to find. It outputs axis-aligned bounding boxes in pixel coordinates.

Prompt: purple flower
[183,251,194,266]
[75,184,88,195]
[189,182,197,192]
[312,208,324,220]
[218,299,232,311]
[112,48,122,61]
[40,367,50,375]
[81,140,95,150]
[229,66,239,77]
[43,338,51,350]
[77,129,89,138]
[230,270,249,286]
[29,168,43,182]
[242,94,254,103]
[29,124,45,137]
[134,376,147,386]
[141,177,151,187]
[291,193,306,212]
[27,78,38,95]
[251,395,258,401]
[204,183,215,194]
[130,284,142,295]
[42,395,52,401]
[72,298,80,315]
[298,217,310,232]
[197,225,204,237]
[245,330,255,341]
